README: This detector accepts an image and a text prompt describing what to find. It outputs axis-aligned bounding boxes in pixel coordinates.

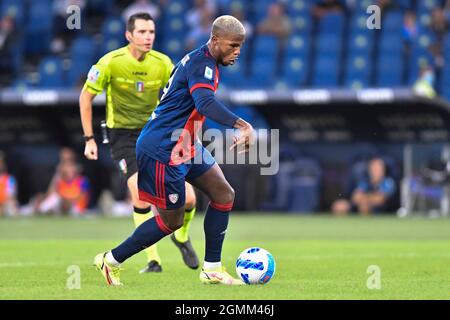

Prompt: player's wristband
[84,135,95,142]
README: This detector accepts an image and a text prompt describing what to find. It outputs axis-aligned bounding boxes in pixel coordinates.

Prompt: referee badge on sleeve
[87,66,100,83]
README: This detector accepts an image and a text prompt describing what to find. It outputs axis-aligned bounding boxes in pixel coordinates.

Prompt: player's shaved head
[211,15,246,38]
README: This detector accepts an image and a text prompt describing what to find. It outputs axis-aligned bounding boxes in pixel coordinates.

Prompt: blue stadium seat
[67,60,92,87]
[249,57,276,87]
[376,52,404,87]
[101,17,125,40]
[287,0,310,16]
[1,0,25,24]
[164,0,189,20]
[25,0,53,55]
[71,36,97,63]
[99,37,127,56]
[417,0,440,12]
[38,56,64,88]
[316,33,342,55]
[220,61,247,88]
[313,54,339,87]
[349,13,370,32]
[87,0,115,15]
[348,31,374,55]
[379,33,404,54]
[253,35,278,59]
[161,38,184,63]
[345,54,371,88]
[382,11,404,32]
[291,14,312,35]
[218,0,248,13]
[285,34,309,59]
[281,56,307,87]
[318,13,345,35]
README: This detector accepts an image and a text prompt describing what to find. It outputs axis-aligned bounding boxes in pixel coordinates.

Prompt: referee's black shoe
[139,260,162,273]
[170,233,199,269]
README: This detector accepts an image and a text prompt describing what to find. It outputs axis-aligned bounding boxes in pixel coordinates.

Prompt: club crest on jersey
[169,194,179,204]
[87,66,100,83]
[119,159,127,175]
[204,66,213,80]
[136,81,144,92]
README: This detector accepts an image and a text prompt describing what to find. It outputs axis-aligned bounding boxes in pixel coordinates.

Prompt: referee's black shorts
[108,128,141,181]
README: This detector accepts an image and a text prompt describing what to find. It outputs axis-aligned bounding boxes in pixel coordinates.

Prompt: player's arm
[79,63,109,160]
[188,62,255,152]
[191,88,255,152]
[79,88,98,160]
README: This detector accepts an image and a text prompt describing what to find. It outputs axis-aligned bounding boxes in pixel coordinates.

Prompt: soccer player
[80,13,199,273]
[94,15,255,286]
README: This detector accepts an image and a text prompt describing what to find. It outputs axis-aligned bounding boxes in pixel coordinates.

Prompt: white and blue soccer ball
[236,247,276,285]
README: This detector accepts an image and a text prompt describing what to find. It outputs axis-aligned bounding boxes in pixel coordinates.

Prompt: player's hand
[84,139,98,160]
[230,119,256,154]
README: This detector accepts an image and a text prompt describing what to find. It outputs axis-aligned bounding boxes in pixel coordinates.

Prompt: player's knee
[185,192,196,211]
[167,218,184,231]
[219,185,235,204]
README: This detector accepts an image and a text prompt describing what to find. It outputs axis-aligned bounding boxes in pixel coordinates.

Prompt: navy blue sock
[203,202,233,263]
[111,215,172,263]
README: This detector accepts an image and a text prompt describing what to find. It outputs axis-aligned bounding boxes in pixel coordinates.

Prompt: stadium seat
[313,54,339,87]
[220,61,247,88]
[291,14,313,35]
[345,54,371,89]
[101,17,125,40]
[316,33,342,55]
[318,13,345,35]
[37,56,65,88]
[417,0,440,12]
[25,0,53,55]
[379,33,404,54]
[348,31,374,55]
[281,56,307,87]
[286,0,310,17]
[71,36,97,63]
[382,11,404,32]
[376,52,404,87]
[1,0,25,24]
[253,35,278,59]
[249,56,276,87]
[99,37,127,56]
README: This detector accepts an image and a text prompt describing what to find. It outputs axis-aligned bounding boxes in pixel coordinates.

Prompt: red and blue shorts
[137,144,216,209]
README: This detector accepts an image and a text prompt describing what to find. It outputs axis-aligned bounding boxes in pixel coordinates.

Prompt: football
[236,247,276,285]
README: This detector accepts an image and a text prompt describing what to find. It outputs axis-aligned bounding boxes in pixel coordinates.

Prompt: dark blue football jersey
[137,44,220,165]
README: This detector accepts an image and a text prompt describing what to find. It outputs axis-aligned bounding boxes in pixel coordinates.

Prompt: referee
[79,13,199,273]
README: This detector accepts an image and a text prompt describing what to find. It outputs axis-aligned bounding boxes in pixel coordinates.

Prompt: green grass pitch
[0,214,449,300]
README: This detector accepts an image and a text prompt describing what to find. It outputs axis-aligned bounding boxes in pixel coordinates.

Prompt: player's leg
[171,182,199,269]
[127,173,163,272]
[94,154,185,285]
[187,148,243,285]
[109,129,162,272]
